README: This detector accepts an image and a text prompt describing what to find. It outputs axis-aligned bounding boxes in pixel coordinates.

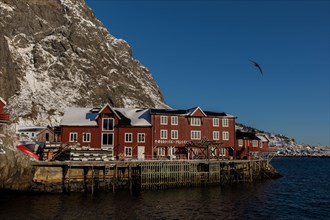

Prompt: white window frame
[69,132,78,142]
[171,116,178,125]
[191,117,201,126]
[102,133,114,146]
[82,132,91,142]
[222,131,229,141]
[253,140,258,147]
[125,146,133,157]
[213,131,220,140]
[158,147,166,156]
[213,118,219,127]
[191,130,201,140]
[160,130,167,139]
[238,139,243,147]
[125,133,133,143]
[222,118,229,127]
[102,118,114,131]
[219,148,226,156]
[138,133,145,143]
[160,116,167,125]
[171,130,178,139]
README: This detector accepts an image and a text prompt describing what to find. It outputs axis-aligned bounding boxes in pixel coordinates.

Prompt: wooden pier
[31,159,277,193]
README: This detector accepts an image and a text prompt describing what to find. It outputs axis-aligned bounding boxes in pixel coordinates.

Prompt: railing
[0,113,10,122]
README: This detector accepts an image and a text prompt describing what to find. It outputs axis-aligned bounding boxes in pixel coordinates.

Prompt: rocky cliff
[0,124,34,191]
[0,0,167,126]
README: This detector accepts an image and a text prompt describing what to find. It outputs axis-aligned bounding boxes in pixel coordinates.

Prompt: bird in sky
[249,59,263,75]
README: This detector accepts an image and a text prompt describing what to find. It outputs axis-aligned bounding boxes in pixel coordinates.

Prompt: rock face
[0,124,34,191]
[0,0,167,126]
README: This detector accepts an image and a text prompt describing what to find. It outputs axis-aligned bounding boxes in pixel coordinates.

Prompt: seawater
[1,158,329,220]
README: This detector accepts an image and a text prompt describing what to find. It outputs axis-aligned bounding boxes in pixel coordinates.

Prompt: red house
[0,97,10,123]
[60,104,153,160]
[150,107,236,159]
[235,131,270,159]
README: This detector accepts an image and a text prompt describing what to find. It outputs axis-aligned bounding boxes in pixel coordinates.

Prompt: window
[222,118,229,127]
[160,130,167,139]
[238,139,243,147]
[213,118,219,127]
[102,133,113,146]
[138,133,145,143]
[171,130,178,139]
[103,118,114,131]
[69,132,77,142]
[125,147,132,157]
[253,140,258,147]
[191,130,201,140]
[191,117,201,126]
[83,133,91,142]
[222,131,229,140]
[213,131,220,140]
[160,116,167,125]
[158,147,166,156]
[171,116,178,125]
[125,133,133,143]
[219,148,226,156]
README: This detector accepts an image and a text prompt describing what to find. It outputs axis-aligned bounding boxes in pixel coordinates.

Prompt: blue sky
[85,0,329,147]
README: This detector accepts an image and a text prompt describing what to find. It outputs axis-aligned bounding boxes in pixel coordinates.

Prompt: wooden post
[129,164,132,194]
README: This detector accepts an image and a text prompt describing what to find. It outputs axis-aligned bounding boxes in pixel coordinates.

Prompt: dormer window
[191,117,201,126]
[103,118,114,131]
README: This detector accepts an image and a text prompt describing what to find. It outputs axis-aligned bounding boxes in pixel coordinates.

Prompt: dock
[31,159,278,193]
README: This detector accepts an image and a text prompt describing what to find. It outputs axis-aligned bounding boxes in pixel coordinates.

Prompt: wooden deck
[31,159,275,193]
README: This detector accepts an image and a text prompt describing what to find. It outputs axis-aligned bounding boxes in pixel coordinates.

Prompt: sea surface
[1,158,329,220]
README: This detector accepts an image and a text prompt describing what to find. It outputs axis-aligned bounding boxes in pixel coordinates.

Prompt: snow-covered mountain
[0,0,168,126]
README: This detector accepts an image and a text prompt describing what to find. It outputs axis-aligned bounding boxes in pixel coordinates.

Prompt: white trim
[191,130,201,140]
[171,116,178,125]
[82,132,91,142]
[69,132,78,142]
[160,130,167,139]
[137,133,146,143]
[222,131,229,140]
[0,97,6,105]
[171,130,178,139]
[101,133,114,147]
[160,116,168,125]
[102,118,114,131]
[125,133,133,143]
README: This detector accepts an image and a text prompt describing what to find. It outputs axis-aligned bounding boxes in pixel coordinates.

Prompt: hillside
[0,0,168,127]
[236,123,330,157]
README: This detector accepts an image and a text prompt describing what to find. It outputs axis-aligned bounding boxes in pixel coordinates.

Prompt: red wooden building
[235,131,270,159]
[0,97,10,123]
[150,107,236,159]
[60,105,237,160]
[60,104,153,160]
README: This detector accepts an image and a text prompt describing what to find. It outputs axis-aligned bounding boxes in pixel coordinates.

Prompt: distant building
[0,97,10,123]
[235,131,271,159]
[18,126,46,141]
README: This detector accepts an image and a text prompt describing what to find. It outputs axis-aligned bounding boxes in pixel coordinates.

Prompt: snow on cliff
[0,0,168,127]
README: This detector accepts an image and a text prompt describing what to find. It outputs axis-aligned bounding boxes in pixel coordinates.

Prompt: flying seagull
[249,59,263,75]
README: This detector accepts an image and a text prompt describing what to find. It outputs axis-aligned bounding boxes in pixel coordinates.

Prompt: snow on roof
[60,107,98,126]
[114,108,151,126]
[257,135,269,142]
